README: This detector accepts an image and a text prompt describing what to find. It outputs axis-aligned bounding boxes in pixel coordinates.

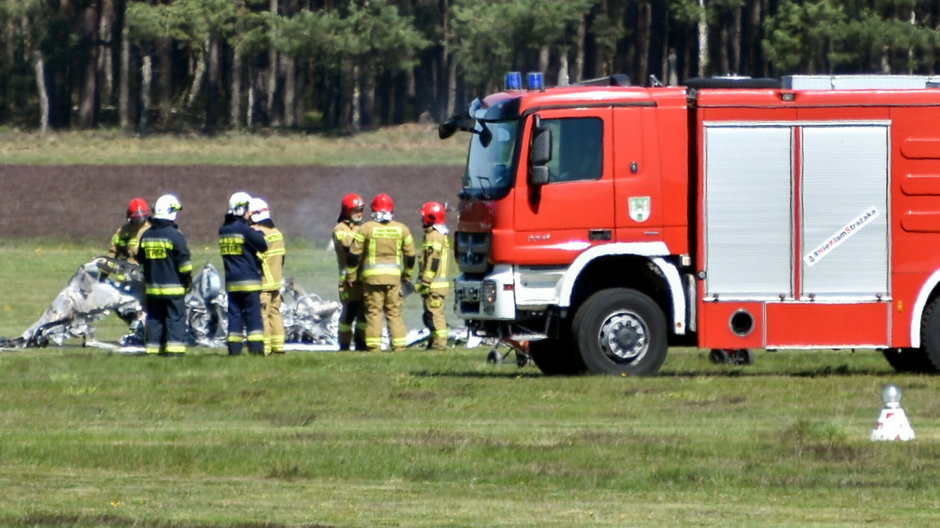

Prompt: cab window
[544,117,603,183]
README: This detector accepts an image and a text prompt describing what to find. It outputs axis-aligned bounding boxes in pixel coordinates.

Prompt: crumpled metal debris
[2,257,483,353]
[182,264,342,350]
[185,262,227,348]
[8,257,143,348]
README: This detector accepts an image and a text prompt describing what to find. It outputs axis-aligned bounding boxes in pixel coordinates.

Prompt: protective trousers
[144,296,187,355]
[260,290,285,355]
[227,290,265,355]
[422,292,449,349]
[338,299,366,351]
[362,282,407,351]
[337,281,366,350]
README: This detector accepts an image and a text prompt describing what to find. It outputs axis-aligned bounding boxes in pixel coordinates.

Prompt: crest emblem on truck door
[629,196,651,222]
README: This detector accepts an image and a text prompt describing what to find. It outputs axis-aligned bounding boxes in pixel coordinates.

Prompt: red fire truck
[439,73,940,376]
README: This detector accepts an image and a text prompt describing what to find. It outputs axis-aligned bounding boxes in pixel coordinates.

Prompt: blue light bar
[527,71,544,91]
[505,72,523,91]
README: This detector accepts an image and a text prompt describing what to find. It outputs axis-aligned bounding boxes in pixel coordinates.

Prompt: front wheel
[572,288,668,376]
[529,334,586,376]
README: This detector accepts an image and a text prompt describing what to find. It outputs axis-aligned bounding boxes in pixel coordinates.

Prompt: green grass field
[3,132,940,527]
[3,243,940,527]
[0,125,467,166]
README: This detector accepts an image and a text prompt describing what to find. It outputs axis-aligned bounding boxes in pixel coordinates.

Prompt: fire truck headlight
[482,280,497,304]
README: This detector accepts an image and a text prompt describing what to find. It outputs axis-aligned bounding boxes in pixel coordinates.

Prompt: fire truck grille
[454,231,491,273]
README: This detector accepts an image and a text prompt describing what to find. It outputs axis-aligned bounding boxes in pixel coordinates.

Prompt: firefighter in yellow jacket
[108,197,151,265]
[418,201,451,349]
[249,197,286,355]
[333,193,366,350]
[345,193,416,351]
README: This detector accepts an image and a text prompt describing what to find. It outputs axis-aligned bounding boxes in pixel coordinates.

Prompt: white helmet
[228,191,252,216]
[153,194,182,221]
[249,197,270,223]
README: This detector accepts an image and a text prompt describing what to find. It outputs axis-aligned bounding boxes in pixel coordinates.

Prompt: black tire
[733,349,754,366]
[529,335,585,376]
[572,288,668,376]
[915,297,940,373]
[881,348,933,373]
[709,349,730,364]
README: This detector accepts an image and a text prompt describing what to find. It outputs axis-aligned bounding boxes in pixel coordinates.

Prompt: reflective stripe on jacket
[347,219,416,286]
[137,219,191,298]
[421,225,451,292]
[333,220,358,281]
[254,223,286,291]
[219,216,268,292]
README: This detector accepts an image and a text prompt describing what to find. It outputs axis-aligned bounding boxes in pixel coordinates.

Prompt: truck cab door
[514,108,615,265]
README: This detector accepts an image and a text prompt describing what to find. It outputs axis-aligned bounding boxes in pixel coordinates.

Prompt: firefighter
[345,193,416,351]
[108,197,151,265]
[219,191,268,356]
[137,194,192,356]
[106,197,152,343]
[248,197,286,355]
[333,193,366,350]
[418,201,451,349]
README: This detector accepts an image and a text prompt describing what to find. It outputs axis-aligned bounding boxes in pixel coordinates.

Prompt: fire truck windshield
[462,120,518,199]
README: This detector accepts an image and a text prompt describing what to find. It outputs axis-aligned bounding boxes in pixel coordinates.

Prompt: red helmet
[341,193,365,217]
[127,197,150,220]
[420,201,445,225]
[371,193,394,214]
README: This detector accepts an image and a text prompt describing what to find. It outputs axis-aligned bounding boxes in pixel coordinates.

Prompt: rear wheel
[881,348,933,373]
[572,288,668,376]
[914,297,940,373]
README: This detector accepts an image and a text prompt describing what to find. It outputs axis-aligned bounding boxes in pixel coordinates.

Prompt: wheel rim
[597,310,649,364]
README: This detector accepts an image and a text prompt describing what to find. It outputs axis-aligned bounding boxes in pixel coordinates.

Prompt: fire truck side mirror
[529,125,552,186]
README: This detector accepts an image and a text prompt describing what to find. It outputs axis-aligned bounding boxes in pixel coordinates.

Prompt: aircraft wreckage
[0,257,481,354]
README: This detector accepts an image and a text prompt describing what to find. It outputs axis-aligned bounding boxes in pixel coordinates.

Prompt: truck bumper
[454,265,517,320]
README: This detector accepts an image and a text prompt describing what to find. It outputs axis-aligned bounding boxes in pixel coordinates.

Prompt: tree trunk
[139,53,152,135]
[205,36,220,132]
[34,51,49,136]
[538,45,550,76]
[697,0,708,76]
[283,54,296,128]
[99,0,114,102]
[446,53,456,117]
[247,84,255,128]
[186,48,206,108]
[119,26,130,129]
[557,49,569,86]
[77,1,99,128]
[636,1,651,83]
[574,14,585,82]
[267,0,280,126]
[351,63,361,131]
[156,37,173,121]
[731,4,742,73]
[230,50,242,128]
[361,66,375,127]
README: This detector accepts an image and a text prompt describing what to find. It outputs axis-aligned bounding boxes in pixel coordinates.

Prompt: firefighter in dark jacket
[137,194,192,356]
[219,191,268,356]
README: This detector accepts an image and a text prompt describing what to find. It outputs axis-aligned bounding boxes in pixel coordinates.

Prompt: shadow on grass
[13,513,332,528]
[412,363,898,379]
